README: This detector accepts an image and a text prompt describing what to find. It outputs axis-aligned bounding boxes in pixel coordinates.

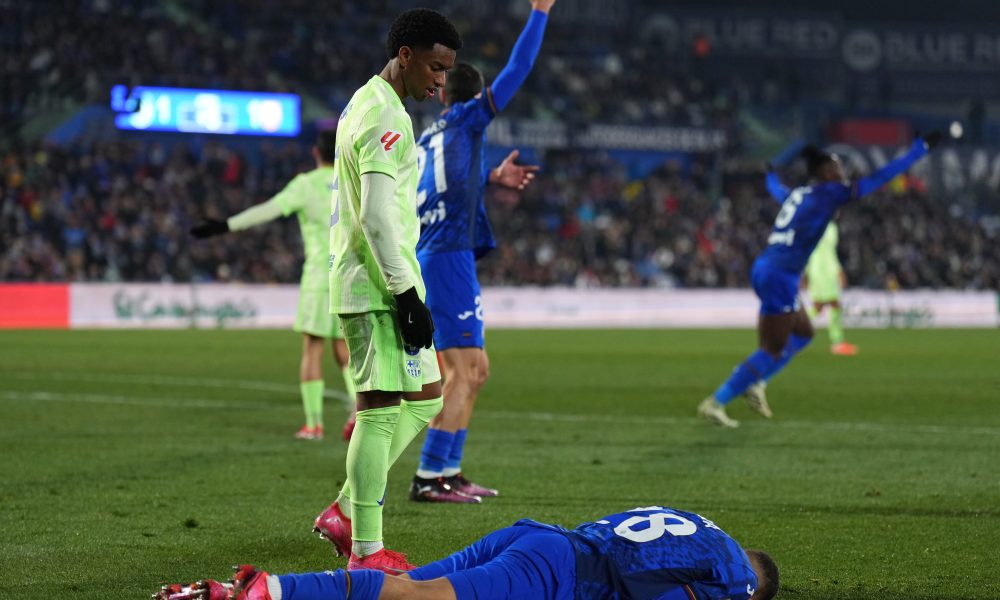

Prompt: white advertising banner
[66,284,998,329]
[69,283,299,329]
[481,288,998,329]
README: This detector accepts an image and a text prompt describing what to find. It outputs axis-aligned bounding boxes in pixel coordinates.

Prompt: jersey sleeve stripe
[359,161,398,179]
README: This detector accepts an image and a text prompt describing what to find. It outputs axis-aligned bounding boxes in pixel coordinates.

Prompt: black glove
[394,287,435,349]
[922,130,944,150]
[190,219,230,239]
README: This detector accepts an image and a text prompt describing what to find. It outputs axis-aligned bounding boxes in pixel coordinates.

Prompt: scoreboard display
[111,85,300,137]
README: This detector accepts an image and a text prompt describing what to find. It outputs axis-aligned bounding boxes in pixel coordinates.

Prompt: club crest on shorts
[405,358,421,378]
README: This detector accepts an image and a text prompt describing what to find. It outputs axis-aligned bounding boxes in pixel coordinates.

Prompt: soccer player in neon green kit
[190,131,356,440]
[803,222,858,355]
[312,8,462,574]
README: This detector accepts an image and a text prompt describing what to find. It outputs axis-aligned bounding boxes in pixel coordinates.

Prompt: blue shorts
[751,260,801,316]
[419,250,485,350]
[409,524,577,600]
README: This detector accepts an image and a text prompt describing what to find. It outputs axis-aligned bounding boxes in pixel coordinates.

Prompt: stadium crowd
[1,1,743,133]
[3,139,997,290]
[2,2,997,289]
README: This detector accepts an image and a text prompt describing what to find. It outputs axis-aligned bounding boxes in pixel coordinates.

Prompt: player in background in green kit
[190,131,356,440]
[312,8,462,574]
[802,221,858,356]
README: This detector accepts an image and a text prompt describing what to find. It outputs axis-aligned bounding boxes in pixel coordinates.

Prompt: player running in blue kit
[155,505,779,600]
[408,0,553,503]
[697,132,944,427]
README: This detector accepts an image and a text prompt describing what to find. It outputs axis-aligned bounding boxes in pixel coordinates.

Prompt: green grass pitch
[1,328,998,599]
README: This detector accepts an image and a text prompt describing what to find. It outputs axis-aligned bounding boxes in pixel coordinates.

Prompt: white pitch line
[4,373,1000,438]
[458,411,1000,438]
[0,390,277,410]
[5,371,352,402]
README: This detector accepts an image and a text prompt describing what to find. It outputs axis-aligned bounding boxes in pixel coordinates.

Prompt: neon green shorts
[340,311,441,393]
[294,289,344,339]
[807,275,841,304]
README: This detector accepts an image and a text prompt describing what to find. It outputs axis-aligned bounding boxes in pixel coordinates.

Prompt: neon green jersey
[805,222,842,284]
[270,166,336,291]
[329,75,422,314]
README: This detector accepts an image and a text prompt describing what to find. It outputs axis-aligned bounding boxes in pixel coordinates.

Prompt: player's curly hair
[444,63,484,105]
[801,144,834,178]
[746,550,780,600]
[386,8,462,60]
[316,129,336,163]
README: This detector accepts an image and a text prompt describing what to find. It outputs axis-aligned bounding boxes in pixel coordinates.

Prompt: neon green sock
[346,406,400,542]
[389,397,443,461]
[340,364,356,411]
[300,380,324,428]
[337,397,442,513]
[828,306,845,345]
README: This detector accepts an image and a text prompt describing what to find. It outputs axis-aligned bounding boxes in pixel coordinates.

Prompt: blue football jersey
[415,90,498,258]
[759,139,930,274]
[518,506,758,600]
[757,181,851,274]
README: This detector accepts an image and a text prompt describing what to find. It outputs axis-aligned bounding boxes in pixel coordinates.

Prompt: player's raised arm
[764,171,789,204]
[762,139,804,203]
[853,131,942,199]
[487,0,554,113]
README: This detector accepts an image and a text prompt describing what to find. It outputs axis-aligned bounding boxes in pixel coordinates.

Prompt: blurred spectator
[3,141,996,290]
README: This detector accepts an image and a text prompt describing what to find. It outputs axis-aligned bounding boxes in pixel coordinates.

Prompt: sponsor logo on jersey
[381,130,401,151]
[457,311,475,320]
[419,200,447,226]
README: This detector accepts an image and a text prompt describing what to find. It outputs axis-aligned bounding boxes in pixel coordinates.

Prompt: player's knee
[471,365,489,392]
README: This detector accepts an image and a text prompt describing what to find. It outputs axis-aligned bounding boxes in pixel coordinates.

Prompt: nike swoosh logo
[408,314,413,324]
[457,311,474,320]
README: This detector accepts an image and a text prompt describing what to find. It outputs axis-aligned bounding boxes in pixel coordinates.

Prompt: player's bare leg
[439,348,496,497]
[333,337,359,440]
[296,334,327,440]
[381,574,457,600]
[411,348,492,502]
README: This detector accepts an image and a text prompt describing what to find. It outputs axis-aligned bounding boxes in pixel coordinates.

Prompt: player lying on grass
[698,132,943,427]
[154,505,778,600]
[408,0,553,505]
[802,221,858,355]
[190,131,355,441]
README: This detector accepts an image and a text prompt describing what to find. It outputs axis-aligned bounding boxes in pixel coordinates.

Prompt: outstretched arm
[488,1,554,113]
[191,177,301,238]
[764,171,789,204]
[488,149,539,190]
[225,199,285,231]
[853,135,938,199]
[762,139,804,204]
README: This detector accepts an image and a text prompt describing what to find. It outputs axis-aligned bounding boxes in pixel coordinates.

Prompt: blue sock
[445,429,467,473]
[764,334,812,381]
[278,570,385,600]
[418,428,454,475]
[714,349,778,404]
